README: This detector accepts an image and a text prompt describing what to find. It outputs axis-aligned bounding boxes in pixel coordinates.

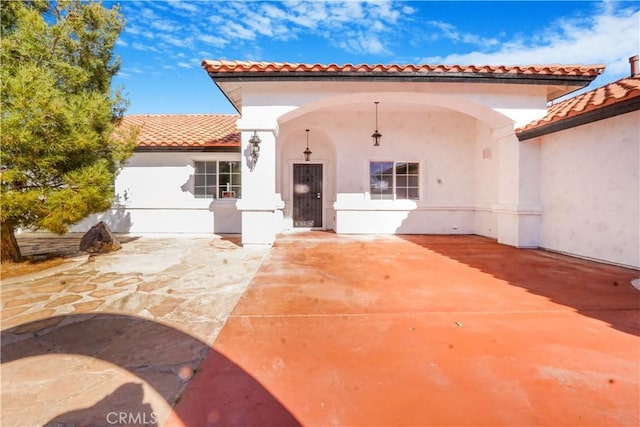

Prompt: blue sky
[108,0,640,115]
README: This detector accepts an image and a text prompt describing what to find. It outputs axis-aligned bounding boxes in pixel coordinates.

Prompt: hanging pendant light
[371,101,382,146]
[303,129,312,161]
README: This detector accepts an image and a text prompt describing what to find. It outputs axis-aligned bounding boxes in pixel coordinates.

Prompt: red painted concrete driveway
[169,234,640,426]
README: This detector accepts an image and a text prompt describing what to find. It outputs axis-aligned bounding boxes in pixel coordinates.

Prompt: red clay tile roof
[202,60,605,77]
[120,114,240,148]
[517,75,640,135]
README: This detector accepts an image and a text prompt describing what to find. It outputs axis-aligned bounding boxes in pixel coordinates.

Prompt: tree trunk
[1,222,22,263]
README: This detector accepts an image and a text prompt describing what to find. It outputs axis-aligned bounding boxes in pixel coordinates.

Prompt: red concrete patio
[168,233,639,427]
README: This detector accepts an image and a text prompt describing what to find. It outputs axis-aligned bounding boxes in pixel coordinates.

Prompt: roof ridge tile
[202,59,605,77]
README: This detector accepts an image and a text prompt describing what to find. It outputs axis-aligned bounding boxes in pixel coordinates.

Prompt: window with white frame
[370,161,419,200]
[194,161,241,199]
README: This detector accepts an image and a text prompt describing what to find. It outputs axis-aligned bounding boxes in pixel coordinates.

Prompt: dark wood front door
[293,164,323,228]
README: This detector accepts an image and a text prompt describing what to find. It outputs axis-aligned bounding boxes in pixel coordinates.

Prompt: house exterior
[73,58,640,269]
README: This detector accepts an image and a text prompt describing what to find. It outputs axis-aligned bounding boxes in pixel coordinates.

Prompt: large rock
[79,221,121,253]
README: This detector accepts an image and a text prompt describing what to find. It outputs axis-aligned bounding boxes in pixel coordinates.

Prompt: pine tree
[1,0,135,263]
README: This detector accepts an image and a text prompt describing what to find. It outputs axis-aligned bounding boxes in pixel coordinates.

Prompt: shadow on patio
[399,235,640,336]
[1,314,300,427]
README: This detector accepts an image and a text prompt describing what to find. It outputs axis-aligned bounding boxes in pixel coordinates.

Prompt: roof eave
[206,71,598,107]
[207,71,597,85]
[517,95,640,141]
[210,79,241,114]
[134,145,241,153]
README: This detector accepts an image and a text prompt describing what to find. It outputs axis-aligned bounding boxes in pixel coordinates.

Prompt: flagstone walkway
[1,233,267,427]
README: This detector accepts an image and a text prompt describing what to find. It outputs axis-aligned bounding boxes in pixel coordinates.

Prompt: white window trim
[366,159,422,201]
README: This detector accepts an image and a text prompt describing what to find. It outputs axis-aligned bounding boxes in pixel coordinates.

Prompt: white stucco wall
[71,152,242,234]
[277,120,337,231]
[538,111,640,268]
[242,80,548,129]
[236,78,548,243]
[474,121,500,238]
[276,107,486,234]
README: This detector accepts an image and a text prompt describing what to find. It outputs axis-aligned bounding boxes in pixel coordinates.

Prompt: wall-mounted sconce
[371,101,382,146]
[303,129,312,162]
[249,131,261,170]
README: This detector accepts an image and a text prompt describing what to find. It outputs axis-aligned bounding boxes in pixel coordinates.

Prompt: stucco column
[235,119,284,246]
[493,126,542,247]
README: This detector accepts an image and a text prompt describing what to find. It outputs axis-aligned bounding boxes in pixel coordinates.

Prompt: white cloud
[131,42,159,53]
[326,1,361,24]
[177,61,193,69]
[169,0,199,15]
[369,1,400,23]
[158,33,191,48]
[402,5,415,15]
[139,7,160,22]
[127,25,154,39]
[151,20,178,32]
[194,0,415,55]
[125,66,145,74]
[426,21,499,47]
[124,25,142,36]
[338,31,388,55]
[198,34,229,48]
[262,3,288,20]
[421,4,639,84]
[221,22,256,41]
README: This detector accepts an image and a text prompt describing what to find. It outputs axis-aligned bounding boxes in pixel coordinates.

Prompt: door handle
[317,192,321,199]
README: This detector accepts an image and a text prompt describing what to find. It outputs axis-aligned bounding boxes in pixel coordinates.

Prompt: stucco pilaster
[493,126,541,247]
[235,118,284,246]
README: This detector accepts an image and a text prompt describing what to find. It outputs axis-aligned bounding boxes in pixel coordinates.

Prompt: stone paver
[1,234,267,427]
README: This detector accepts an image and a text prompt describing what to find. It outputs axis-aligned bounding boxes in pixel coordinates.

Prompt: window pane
[194,186,206,198]
[370,161,393,176]
[194,162,218,198]
[217,161,241,199]
[371,193,391,200]
[233,186,242,199]
[370,176,392,192]
[219,161,230,173]
[393,162,419,200]
[370,161,394,199]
